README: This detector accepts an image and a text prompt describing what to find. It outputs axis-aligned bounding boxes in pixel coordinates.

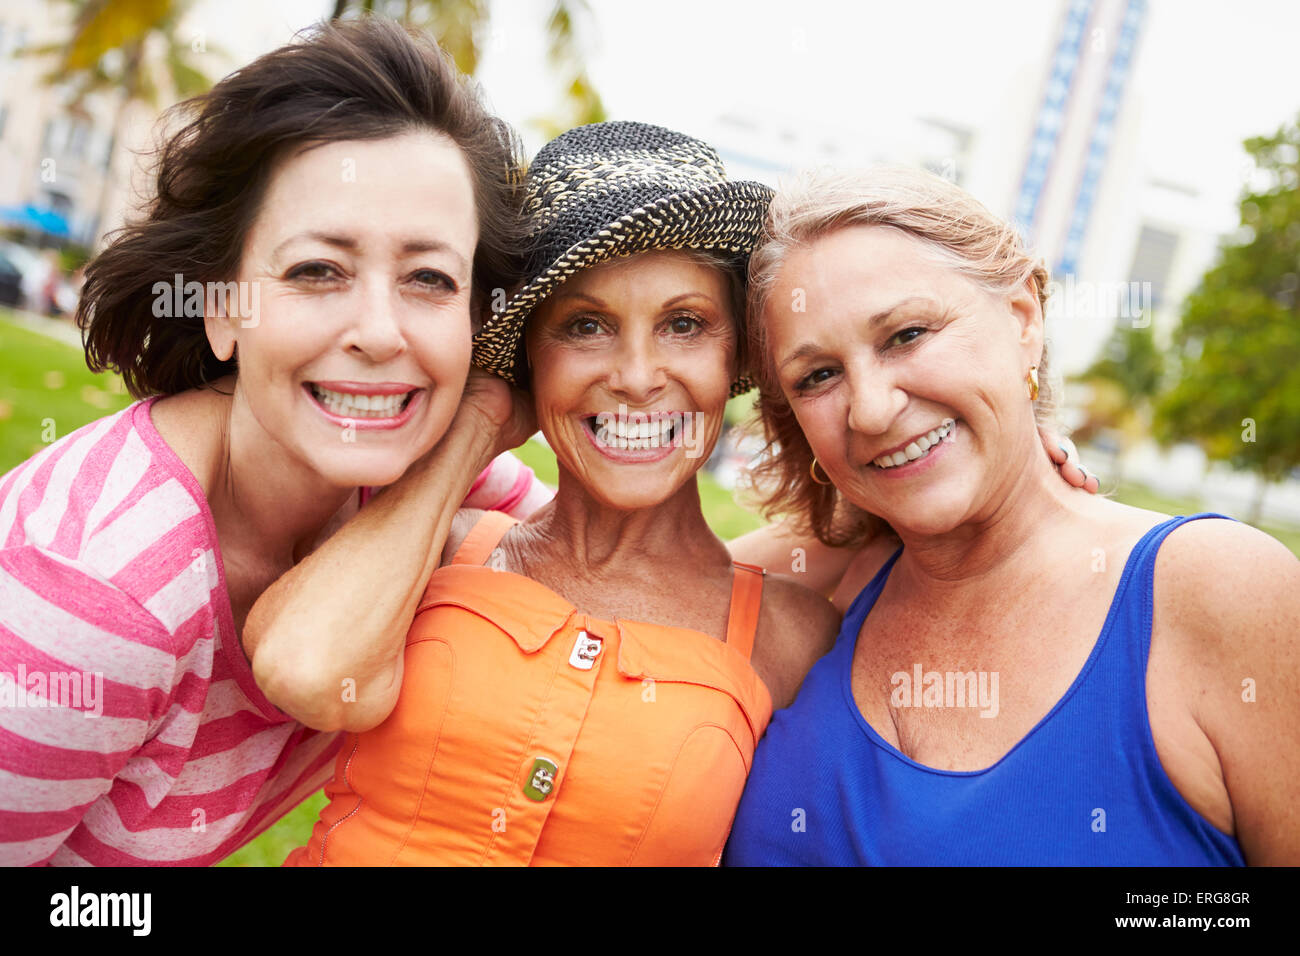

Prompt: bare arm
[1159,519,1300,865]
[750,574,844,710]
[727,522,858,598]
[243,372,535,733]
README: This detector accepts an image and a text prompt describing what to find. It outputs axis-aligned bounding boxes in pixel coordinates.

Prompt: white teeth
[873,420,955,469]
[590,414,678,450]
[311,385,411,418]
[606,418,674,440]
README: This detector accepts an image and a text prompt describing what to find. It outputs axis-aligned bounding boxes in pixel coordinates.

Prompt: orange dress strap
[450,509,519,566]
[724,561,766,660]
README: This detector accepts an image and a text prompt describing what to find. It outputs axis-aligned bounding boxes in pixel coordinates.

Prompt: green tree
[1154,114,1300,522]
[1070,318,1164,486]
[329,0,605,134]
[24,0,215,245]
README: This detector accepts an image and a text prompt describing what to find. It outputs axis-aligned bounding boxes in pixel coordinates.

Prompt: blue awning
[0,204,72,239]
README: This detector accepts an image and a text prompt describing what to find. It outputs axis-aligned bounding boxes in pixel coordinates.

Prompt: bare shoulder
[1152,516,1300,863]
[1155,517,1300,646]
[830,531,902,615]
[438,508,487,567]
[1150,515,1299,705]
[148,383,232,495]
[752,572,844,710]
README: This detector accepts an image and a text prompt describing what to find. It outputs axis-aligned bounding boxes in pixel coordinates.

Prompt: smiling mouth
[871,418,956,469]
[308,383,417,419]
[582,413,680,450]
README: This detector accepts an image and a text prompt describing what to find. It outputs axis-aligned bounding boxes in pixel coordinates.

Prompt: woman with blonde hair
[724,166,1299,865]
[275,121,844,865]
[250,138,1095,865]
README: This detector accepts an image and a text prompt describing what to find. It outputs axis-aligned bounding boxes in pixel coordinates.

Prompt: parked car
[0,241,77,315]
[0,251,23,307]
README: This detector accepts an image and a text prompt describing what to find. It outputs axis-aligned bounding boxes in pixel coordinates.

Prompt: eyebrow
[273,231,469,271]
[550,291,719,310]
[777,295,938,372]
[551,291,607,307]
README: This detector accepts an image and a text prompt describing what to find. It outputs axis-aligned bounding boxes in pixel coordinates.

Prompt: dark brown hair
[80,16,526,398]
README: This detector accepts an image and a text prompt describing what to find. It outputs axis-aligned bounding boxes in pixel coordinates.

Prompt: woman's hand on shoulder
[1039,426,1100,494]
[752,574,843,710]
[1157,518,1300,864]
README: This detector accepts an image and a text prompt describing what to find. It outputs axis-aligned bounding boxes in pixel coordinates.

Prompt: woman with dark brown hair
[0,17,546,866]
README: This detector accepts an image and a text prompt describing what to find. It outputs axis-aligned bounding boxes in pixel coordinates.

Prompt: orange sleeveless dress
[285,510,773,866]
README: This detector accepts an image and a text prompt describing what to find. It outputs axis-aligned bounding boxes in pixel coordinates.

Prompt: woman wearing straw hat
[262,122,1092,865]
[278,120,847,865]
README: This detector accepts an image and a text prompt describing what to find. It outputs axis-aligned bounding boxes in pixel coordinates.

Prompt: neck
[527,467,724,575]
[206,385,357,568]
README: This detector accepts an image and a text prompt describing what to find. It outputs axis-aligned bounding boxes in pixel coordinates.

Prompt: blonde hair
[743,165,1056,547]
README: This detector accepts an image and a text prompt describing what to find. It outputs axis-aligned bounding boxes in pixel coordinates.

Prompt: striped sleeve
[0,545,179,866]
[461,451,553,518]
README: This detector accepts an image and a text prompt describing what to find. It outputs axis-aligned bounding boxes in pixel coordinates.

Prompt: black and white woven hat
[472,121,774,395]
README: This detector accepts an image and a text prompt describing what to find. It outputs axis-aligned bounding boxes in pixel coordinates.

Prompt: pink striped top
[0,397,547,866]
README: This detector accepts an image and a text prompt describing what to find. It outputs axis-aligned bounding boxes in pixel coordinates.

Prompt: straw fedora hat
[472,120,774,395]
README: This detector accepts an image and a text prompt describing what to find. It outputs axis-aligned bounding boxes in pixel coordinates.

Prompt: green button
[523,757,559,802]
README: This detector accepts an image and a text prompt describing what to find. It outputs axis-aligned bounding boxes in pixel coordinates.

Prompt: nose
[607,330,667,404]
[343,274,406,363]
[844,356,907,438]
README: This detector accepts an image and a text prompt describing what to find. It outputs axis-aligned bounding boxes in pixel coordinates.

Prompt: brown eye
[795,367,837,392]
[410,269,455,292]
[668,314,701,335]
[287,261,338,281]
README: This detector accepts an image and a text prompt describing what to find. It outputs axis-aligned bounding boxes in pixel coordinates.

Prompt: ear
[203,283,237,362]
[1009,277,1045,368]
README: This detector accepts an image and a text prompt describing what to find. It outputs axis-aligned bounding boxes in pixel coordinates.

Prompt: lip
[578,413,679,463]
[311,380,419,396]
[872,419,955,460]
[867,419,958,479]
[304,382,426,431]
[580,409,689,422]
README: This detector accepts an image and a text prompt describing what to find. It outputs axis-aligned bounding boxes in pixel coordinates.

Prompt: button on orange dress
[285,510,773,866]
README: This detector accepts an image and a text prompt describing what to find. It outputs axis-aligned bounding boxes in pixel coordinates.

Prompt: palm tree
[534,0,606,138]
[329,0,605,135]
[23,0,215,246]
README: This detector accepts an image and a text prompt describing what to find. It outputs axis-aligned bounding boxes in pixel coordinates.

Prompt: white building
[0,0,245,248]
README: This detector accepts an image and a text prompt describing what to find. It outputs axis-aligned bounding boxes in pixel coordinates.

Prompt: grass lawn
[1107,482,1300,557]
[0,314,133,464]
[3,308,1296,865]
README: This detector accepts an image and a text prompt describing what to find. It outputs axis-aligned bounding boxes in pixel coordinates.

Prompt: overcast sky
[204,0,1300,229]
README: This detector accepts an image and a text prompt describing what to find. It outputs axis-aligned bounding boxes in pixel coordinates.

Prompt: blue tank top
[725,513,1246,866]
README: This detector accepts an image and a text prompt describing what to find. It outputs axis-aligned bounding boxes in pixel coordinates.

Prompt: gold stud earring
[809,457,832,486]
[1027,366,1039,402]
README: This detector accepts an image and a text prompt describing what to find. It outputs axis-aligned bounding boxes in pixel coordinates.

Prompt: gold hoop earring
[1027,366,1039,402]
[809,457,832,486]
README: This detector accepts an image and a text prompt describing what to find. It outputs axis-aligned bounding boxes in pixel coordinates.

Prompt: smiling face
[763,224,1045,537]
[525,250,739,512]
[204,131,478,488]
